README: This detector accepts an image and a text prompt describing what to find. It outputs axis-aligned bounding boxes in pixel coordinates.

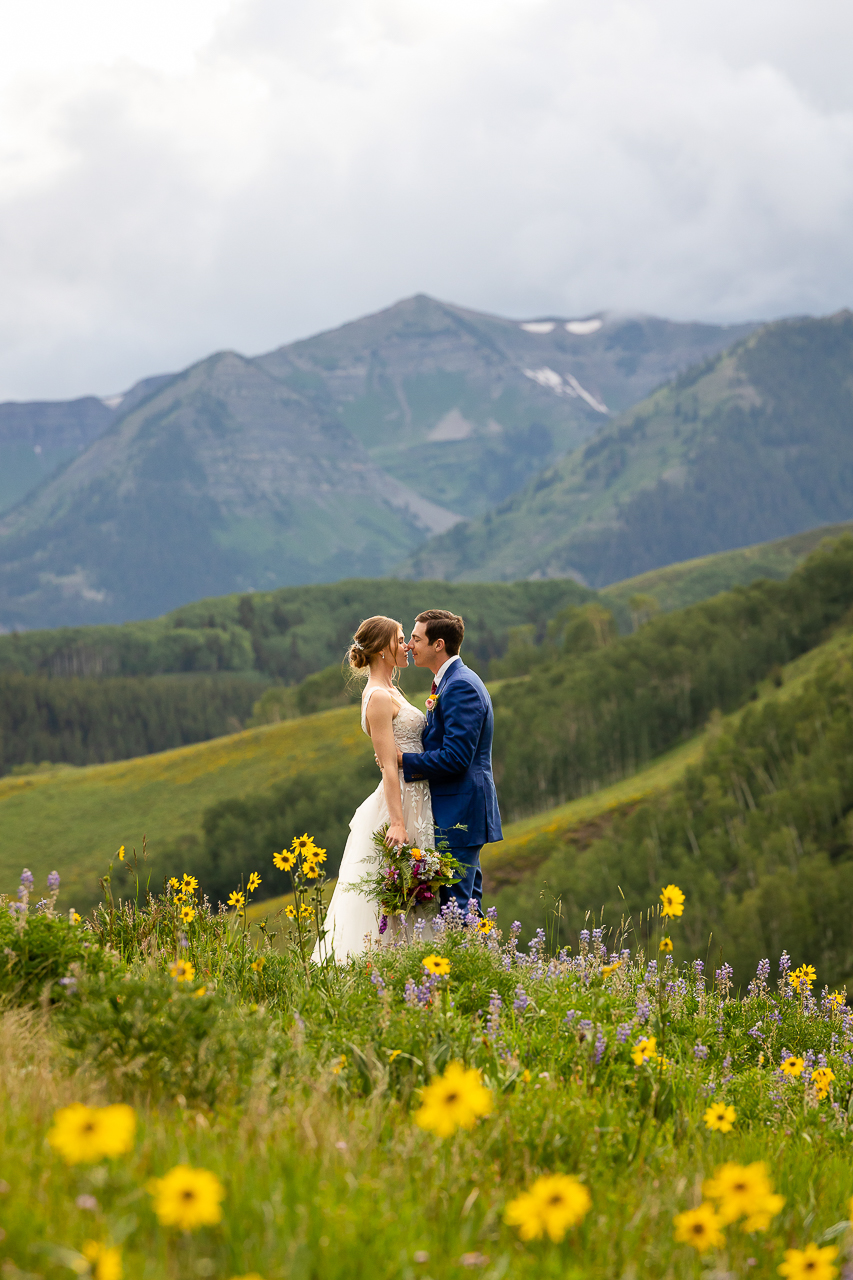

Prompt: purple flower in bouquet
[379,915,388,935]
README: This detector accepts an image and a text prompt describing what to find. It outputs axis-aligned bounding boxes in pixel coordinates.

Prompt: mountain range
[0,295,754,628]
[402,310,853,585]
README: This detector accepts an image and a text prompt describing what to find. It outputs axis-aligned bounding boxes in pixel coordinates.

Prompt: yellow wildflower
[250,957,265,972]
[273,850,296,871]
[291,833,317,855]
[631,1036,657,1066]
[778,1243,838,1280]
[602,960,623,977]
[704,1161,774,1225]
[48,1104,136,1165]
[704,1103,736,1133]
[780,1055,805,1077]
[284,905,297,919]
[742,1192,785,1233]
[247,872,261,893]
[82,1242,123,1280]
[659,937,673,953]
[660,884,685,918]
[302,860,321,880]
[70,910,81,924]
[829,990,846,1007]
[180,905,195,924]
[117,846,125,862]
[332,1055,347,1075]
[811,1067,835,1099]
[673,1202,725,1253]
[148,1165,225,1231]
[504,1173,591,1243]
[311,846,327,863]
[168,877,180,890]
[168,959,195,983]
[193,986,207,998]
[227,891,245,909]
[521,1069,532,1083]
[415,1061,493,1138]
[790,964,817,992]
[299,902,313,919]
[388,1049,402,1063]
[475,919,494,935]
[422,954,451,976]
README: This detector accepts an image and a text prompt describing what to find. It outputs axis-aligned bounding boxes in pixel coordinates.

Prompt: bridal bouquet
[358,826,463,933]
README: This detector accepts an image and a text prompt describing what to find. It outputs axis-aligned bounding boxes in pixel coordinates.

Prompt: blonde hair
[345,616,402,679]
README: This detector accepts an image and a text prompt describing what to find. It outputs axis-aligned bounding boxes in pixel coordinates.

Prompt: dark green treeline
[493,537,853,818]
[0,674,267,774]
[497,631,853,986]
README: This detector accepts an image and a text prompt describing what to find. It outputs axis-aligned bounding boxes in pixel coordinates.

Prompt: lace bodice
[361,687,426,752]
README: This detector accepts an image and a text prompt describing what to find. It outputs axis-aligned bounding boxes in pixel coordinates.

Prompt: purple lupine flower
[616,1022,633,1044]
[511,920,522,938]
[593,1029,606,1063]
[486,989,502,1043]
[694,1041,709,1060]
[59,976,78,993]
[513,985,529,1014]
[645,959,658,981]
[578,1019,593,1041]
[747,1023,763,1040]
[635,992,650,1023]
[178,933,189,949]
[370,969,386,994]
[20,869,34,893]
[47,870,60,892]
[379,915,388,935]
[564,1009,577,1026]
[620,948,631,963]
[779,950,791,976]
[487,906,498,922]
[716,963,733,997]
[693,958,705,978]
[579,929,590,946]
[404,978,419,1007]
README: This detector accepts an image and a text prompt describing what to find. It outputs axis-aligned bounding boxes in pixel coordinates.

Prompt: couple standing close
[314,609,503,962]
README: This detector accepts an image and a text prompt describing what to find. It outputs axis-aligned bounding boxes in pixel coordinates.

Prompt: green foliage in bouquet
[357,825,463,931]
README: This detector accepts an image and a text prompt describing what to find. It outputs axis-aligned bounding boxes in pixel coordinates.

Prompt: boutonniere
[425,692,440,713]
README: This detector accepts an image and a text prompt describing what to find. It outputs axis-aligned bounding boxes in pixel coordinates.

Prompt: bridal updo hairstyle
[346,615,402,677]
[415,609,464,655]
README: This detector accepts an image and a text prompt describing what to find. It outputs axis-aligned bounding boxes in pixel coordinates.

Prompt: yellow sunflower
[504,1174,591,1242]
[422,955,451,976]
[415,1062,493,1137]
[673,1202,724,1253]
[659,884,685,918]
[273,850,296,871]
[704,1103,736,1133]
[48,1103,136,1165]
[704,1161,773,1225]
[778,1243,838,1280]
[148,1165,225,1231]
[82,1242,123,1280]
[168,959,195,983]
[246,872,262,893]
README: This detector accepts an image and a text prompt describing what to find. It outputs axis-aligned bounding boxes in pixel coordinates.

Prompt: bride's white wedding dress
[311,685,435,963]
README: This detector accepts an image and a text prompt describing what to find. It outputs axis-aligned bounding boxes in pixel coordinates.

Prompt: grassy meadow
[0,706,372,911]
[3,858,853,1280]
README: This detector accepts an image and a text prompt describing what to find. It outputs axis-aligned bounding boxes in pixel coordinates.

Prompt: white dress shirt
[433,653,462,692]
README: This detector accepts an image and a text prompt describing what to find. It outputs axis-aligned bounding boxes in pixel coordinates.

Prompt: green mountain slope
[402,311,853,586]
[0,295,754,629]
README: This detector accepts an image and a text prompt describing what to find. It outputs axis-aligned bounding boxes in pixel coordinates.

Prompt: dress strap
[361,684,404,733]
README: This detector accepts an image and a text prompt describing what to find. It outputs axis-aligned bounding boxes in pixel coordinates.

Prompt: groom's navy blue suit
[401,659,502,914]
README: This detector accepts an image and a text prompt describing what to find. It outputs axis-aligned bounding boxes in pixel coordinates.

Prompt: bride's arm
[365,689,409,848]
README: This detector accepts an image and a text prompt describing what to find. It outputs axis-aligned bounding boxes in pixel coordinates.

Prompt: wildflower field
[3,849,853,1280]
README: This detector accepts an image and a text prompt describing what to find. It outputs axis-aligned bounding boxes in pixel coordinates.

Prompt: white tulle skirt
[311,770,436,964]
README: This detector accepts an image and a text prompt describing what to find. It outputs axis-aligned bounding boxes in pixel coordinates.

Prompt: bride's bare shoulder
[363,685,395,716]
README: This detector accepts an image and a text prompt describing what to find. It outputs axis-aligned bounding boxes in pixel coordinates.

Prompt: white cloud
[0,0,852,399]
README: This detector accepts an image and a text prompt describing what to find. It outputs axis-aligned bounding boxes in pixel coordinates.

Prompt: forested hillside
[0,673,268,775]
[493,537,853,817]
[403,311,853,585]
[491,624,853,986]
[0,577,594,683]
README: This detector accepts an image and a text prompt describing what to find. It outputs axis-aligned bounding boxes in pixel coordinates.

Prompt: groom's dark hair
[416,609,465,656]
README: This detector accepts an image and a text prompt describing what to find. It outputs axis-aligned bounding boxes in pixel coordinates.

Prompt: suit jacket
[402,660,503,848]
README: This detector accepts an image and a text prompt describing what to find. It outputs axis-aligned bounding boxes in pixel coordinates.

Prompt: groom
[399,609,502,916]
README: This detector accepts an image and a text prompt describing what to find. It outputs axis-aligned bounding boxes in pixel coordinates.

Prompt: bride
[311,615,435,962]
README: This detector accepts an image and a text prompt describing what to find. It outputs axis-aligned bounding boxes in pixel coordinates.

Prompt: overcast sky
[1,0,852,400]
